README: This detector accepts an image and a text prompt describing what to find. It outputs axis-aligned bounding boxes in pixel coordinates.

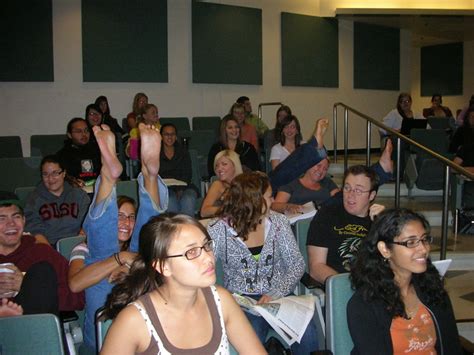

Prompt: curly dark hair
[350,208,447,319]
[217,171,270,241]
[103,213,211,319]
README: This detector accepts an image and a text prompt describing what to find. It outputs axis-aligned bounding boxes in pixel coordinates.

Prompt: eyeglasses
[88,111,100,116]
[71,128,90,134]
[118,213,136,222]
[42,169,64,178]
[166,239,214,261]
[389,235,433,249]
[342,185,372,196]
[162,133,176,137]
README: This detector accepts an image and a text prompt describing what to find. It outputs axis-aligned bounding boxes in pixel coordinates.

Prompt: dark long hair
[217,171,270,241]
[104,214,211,319]
[274,105,292,142]
[350,208,447,319]
[279,115,302,147]
[219,116,241,148]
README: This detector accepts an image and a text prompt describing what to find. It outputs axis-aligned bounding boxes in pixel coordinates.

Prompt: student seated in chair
[453,142,474,209]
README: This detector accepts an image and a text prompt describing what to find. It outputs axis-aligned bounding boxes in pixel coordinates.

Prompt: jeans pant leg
[244,311,271,344]
[289,319,319,355]
[179,188,198,217]
[167,188,179,213]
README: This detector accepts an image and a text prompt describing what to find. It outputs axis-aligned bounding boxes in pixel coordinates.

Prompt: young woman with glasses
[23,155,90,246]
[207,171,318,354]
[347,208,462,354]
[101,214,265,355]
[70,123,169,352]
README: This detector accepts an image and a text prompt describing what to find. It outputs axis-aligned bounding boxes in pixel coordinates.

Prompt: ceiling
[335,9,474,47]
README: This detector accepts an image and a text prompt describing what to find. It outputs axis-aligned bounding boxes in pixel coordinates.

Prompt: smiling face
[225,119,240,141]
[232,107,246,125]
[41,162,65,196]
[306,159,329,182]
[378,220,430,281]
[0,205,25,255]
[215,156,236,183]
[343,173,376,217]
[431,95,442,108]
[282,119,298,140]
[399,95,412,112]
[68,120,90,146]
[143,106,159,125]
[161,224,215,287]
[117,202,136,245]
[161,125,177,148]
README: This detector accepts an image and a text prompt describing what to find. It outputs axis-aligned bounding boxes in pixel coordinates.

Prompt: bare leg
[379,139,393,174]
[139,123,161,206]
[0,298,23,317]
[313,118,329,149]
[93,124,123,204]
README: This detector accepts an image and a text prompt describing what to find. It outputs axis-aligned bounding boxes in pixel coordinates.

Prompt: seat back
[427,117,454,130]
[192,116,221,136]
[188,130,217,178]
[160,117,191,132]
[325,273,354,354]
[0,135,23,158]
[116,180,139,203]
[0,313,65,354]
[30,134,67,157]
[56,235,86,260]
[14,186,36,207]
[410,128,449,156]
[0,157,41,192]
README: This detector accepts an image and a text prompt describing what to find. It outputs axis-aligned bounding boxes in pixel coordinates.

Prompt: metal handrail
[257,102,282,120]
[333,102,474,260]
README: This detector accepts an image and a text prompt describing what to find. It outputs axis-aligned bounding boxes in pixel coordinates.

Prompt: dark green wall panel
[281,13,338,88]
[82,0,168,82]
[0,0,54,82]
[192,2,262,85]
[420,42,463,96]
[354,22,399,90]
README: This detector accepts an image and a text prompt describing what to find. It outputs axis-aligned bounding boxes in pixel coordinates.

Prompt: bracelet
[113,252,123,266]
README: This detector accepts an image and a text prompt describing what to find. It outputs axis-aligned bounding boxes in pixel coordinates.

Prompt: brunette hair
[104,214,212,319]
[279,115,302,147]
[217,171,270,241]
[219,116,241,148]
[132,93,148,115]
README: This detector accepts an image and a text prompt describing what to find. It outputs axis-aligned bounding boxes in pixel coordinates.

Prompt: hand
[369,203,385,221]
[285,204,303,214]
[108,265,131,283]
[256,294,273,305]
[119,251,137,267]
[314,118,329,148]
[0,264,24,293]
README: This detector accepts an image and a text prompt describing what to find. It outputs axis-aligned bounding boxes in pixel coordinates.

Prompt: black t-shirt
[457,143,474,167]
[306,203,371,273]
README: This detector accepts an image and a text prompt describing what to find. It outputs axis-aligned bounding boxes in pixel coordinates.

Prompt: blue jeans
[245,309,318,354]
[82,173,168,350]
[167,187,197,216]
[269,137,327,192]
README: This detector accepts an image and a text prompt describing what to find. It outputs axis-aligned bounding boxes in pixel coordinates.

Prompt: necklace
[156,288,168,305]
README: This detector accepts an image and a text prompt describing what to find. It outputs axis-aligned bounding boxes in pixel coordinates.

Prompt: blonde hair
[213,150,243,176]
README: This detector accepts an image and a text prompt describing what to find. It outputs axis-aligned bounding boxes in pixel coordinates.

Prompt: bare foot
[0,298,23,317]
[93,125,123,181]
[314,118,329,148]
[379,139,393,174]
[139,123,161,178]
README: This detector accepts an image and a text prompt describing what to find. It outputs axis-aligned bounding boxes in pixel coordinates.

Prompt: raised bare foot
[379,139,393,174]
[93,125,123,181]
[0,298,23,317]
[314,118,329,148]
[139,123,161,178]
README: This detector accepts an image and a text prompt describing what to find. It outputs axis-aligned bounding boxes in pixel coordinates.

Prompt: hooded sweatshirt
[24,182,90,245]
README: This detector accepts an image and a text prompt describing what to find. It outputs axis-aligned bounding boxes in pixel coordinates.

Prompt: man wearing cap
[0,191,84,314]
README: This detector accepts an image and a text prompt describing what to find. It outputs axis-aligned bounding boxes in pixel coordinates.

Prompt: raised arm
[217,286,266,355]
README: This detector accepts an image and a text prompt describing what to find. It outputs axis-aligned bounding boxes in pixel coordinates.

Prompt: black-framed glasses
[41,169,64,178]
[166,239,214,261]
[342,185,371,196]
[389,235,433,249]
[118,213,136,222]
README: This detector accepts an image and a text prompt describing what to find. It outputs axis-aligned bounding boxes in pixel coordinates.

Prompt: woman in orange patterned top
[347,208,462,355]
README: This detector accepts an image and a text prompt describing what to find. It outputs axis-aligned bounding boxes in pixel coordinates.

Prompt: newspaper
[233,294,315,346]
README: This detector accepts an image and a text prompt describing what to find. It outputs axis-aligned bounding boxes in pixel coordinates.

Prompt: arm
[217,286,266,354]
[68,251,136,293]
[307,245,337,284]
[271,191,302,214]
[200,181,224,218]
[270,159,280,170]
[101,304,150,355]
